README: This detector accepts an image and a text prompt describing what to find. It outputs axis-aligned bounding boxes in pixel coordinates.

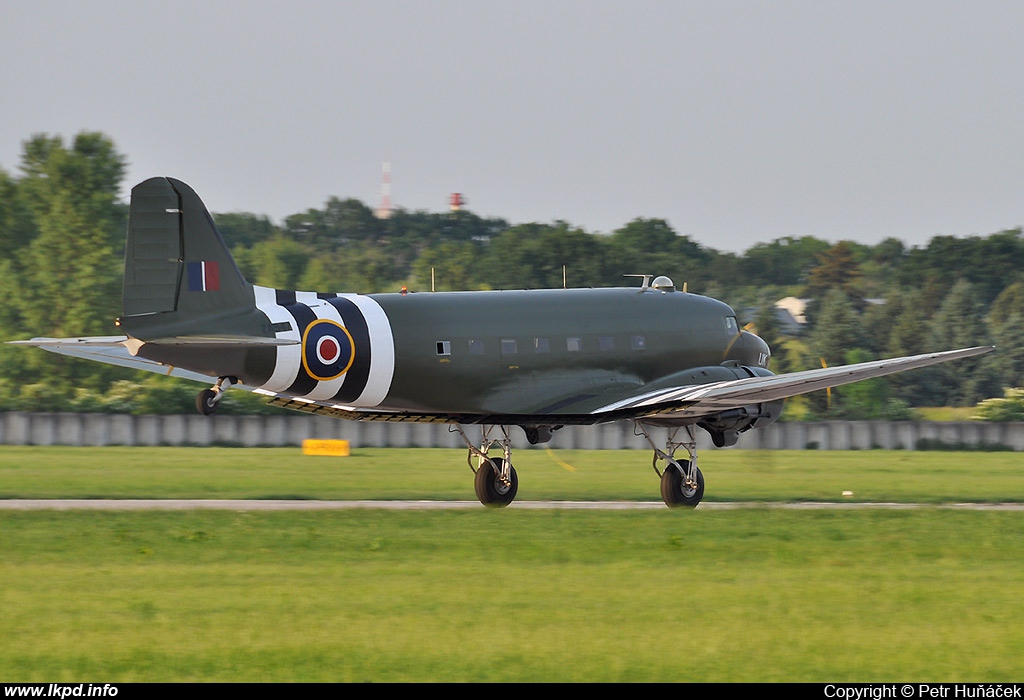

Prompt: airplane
[12,177,993,508]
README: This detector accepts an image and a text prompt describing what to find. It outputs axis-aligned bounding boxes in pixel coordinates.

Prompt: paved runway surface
[1,499,1022,511]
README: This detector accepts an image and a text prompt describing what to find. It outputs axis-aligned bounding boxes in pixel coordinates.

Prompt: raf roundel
[301,319,356,381]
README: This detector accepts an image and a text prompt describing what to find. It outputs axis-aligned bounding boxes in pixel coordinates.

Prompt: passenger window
[599,336,615,351]
[436,340,451,356]
[567,337,581,352]
[631,335,646,350]
[534,337,550,353]
[468,339,484,355]
[501,339,517,354]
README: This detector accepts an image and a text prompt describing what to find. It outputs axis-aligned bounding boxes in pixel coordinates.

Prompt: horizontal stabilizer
[4,336,275,387]
[10,334,296,349]
[140,335,298,347]
[8,336,131,347]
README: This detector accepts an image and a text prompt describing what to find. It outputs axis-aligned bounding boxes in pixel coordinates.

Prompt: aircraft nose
[727,330,771,369]
[744,331,771,369]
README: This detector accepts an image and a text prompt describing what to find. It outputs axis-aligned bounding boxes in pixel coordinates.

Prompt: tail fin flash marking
[187,260,221,292]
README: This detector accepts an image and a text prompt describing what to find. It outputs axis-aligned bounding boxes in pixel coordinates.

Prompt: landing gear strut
[636,422,705,508]
[196,376,236,416]
[454,425,519,508]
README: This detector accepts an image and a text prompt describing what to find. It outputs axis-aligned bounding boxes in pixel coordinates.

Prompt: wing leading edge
[593,345,995,420]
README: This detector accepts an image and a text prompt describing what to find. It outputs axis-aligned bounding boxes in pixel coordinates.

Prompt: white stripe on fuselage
[252,286,395,407]
[253,285,301,392]
[336,293,395,407]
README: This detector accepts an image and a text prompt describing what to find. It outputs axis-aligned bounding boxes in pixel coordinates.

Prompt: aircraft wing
[592,345,994,420]
[264,346,994,426]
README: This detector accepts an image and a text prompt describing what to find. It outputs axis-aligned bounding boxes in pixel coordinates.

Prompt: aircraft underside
[257,392,775,508]
[451,421,707,508]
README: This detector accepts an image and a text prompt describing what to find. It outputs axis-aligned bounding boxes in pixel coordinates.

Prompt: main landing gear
[636,422,705,508]
[196,376,236,415]
[454,425,519,508]
[453,422,705,509]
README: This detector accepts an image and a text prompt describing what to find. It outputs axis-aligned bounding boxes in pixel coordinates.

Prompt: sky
[2,1,1023,253]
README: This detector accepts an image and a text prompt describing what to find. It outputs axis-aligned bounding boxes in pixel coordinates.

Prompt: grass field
[0,446,1022,503]
[1,447,1022,681]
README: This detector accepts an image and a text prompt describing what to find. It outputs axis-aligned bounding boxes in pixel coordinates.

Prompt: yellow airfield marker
[302,439,351,456]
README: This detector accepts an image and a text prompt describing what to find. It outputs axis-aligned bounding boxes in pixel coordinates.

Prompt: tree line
[1,131,1022,418]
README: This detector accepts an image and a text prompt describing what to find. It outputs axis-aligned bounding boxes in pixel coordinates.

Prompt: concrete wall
[2,412,1023,450]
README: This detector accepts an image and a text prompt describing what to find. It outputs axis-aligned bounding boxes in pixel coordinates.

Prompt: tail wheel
[196,389,219,415]
[660,461,704,508]
[475,457,518,508]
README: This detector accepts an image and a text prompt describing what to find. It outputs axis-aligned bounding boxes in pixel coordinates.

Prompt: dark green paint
[372,287,767,415]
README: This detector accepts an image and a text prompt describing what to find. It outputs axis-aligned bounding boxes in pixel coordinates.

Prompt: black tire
[474,457,518,508]
[196,388,219,416]
[660,461,704,508]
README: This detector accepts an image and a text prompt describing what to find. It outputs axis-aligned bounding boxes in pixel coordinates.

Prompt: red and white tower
[375,161,392,220]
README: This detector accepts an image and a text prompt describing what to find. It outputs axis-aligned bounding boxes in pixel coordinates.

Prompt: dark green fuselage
[372,287,768,416]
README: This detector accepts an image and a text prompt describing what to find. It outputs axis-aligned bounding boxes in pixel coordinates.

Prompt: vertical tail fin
[121,177,256,337]
[123,177,251,316]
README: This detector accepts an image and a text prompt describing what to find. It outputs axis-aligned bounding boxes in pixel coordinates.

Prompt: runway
[1,499,1022,511]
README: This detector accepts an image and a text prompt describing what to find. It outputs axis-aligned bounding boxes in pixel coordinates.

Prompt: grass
[0,446,1021,503]
[913,406,978,421]
[1,508,1023,681]
[1,446,1022,681]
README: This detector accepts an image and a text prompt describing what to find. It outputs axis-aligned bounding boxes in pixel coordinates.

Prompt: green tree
[244,235,311,290]
[410,240,482,291]
[804,240,864,303]
[973,388,1024,421]
[12,133,126,338]
[607,218,712,290]
[806,288,864,367]
[833,348,911,420]
[804,289,865,416]
[737,236,830,287]
[927,280,999,405]
[744,292,792,371]
[987,282,1024,389]
[216,212,279,249]
[480,222,608,289]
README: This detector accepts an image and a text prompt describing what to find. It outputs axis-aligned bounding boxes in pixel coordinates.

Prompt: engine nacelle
[698,398,785,447]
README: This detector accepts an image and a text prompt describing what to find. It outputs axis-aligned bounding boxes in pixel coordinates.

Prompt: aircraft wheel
[196,389,219,416]
[661,461,704,508]
[475,457,518,508]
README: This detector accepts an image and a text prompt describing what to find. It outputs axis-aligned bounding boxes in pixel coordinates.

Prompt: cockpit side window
[725,316,739,335]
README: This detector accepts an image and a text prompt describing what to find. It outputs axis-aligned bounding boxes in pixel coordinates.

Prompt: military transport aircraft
[13,177,992,508]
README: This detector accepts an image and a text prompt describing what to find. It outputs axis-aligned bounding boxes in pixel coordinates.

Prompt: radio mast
[375,161,392,220]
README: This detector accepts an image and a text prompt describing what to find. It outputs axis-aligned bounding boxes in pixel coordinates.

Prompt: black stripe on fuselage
[326,296,372,403]
[276,289,319,396]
